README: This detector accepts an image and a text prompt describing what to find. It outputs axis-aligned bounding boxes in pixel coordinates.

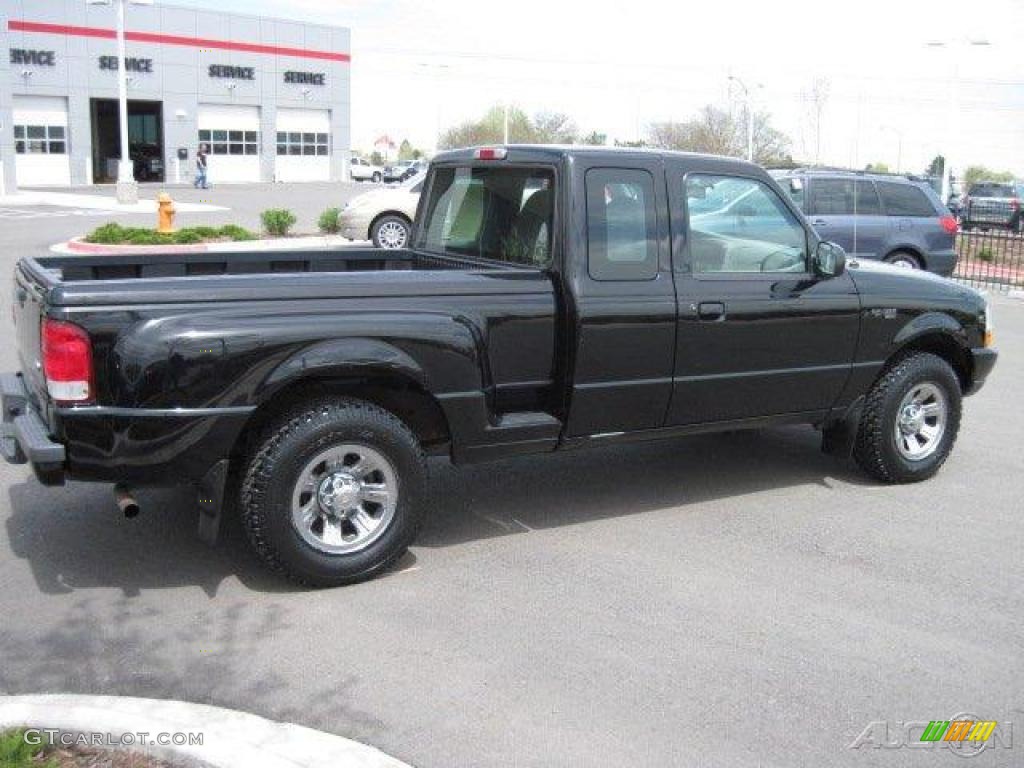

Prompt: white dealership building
[0,0,351,189]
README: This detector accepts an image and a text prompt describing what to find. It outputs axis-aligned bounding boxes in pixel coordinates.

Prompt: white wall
[275,108,331,183]
[197,104,261,184]
[13,95,71,186]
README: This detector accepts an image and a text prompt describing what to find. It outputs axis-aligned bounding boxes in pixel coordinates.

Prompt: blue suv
[770,169,959,275]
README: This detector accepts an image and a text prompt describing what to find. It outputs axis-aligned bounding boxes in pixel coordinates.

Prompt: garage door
[197,105,261,184]
[275,109,331,182]
[13,96,71,187]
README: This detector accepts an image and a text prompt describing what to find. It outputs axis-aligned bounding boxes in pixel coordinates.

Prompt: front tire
[853,352,962,483]
[240,398,426,587]
[371,215,411,249]
[372,172,382,183]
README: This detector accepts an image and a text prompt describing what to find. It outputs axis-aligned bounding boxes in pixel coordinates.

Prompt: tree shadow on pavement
[4,426,865,596]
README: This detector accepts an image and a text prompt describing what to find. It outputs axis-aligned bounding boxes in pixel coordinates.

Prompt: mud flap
[821,396,864,459]
[197,459,229,545]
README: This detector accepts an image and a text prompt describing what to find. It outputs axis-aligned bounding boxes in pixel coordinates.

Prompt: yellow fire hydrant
[157,192,176,233]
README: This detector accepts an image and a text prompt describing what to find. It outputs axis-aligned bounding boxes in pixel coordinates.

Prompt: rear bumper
[966,347,998,395]
[1,372,66,485]
[925,248,958,277]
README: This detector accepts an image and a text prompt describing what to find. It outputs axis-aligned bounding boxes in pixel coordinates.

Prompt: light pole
[728,75,762,162]
[926,38,990,203]
[417,62,450,152]
[88,0,152,204]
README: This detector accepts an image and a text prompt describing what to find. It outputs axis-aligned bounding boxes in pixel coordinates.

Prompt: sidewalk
[0,190,227,214]
[0,694,412,768]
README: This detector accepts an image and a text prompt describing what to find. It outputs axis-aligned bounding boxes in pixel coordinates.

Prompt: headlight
[983,299,994,348]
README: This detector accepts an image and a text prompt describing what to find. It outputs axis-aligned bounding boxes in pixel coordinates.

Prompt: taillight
[939,215,958,235]
[42,319,94,404]
[474,147,508,160]
[1011,198,1020,211]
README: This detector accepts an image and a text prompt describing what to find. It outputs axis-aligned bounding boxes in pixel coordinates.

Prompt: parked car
[339,172,423,248]
[349,157,383,183]
[771,169,958,273]
[960,180,1023,233]
[382,161,416,183]
[3,146,996,587]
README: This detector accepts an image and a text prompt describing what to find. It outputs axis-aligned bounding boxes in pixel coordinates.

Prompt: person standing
[194,144,209,189]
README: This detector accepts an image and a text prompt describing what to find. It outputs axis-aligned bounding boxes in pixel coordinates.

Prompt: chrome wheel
[894,382,947,461]
[291,444,398,554]
[376,220,408,249]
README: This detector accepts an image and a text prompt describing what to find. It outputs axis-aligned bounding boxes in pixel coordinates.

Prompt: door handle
[812,219,827,226]
[697,301,726,322]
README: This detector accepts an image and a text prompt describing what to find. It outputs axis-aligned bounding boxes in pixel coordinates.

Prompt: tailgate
[969,197,1013,221]
[12,266,48,408]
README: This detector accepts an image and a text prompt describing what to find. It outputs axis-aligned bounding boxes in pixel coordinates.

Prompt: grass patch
[0,728,57,767]
[84,222,257,245]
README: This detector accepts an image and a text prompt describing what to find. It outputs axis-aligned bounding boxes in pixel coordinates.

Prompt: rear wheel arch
[231,373,452,474]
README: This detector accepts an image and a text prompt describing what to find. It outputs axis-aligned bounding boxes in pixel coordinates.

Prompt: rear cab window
[968,183,1015,198]
[877,181,937,217]
[585,168,658,280]
[417,166,554,267]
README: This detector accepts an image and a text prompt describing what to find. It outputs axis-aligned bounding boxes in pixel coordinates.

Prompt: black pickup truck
[3,147,997,586]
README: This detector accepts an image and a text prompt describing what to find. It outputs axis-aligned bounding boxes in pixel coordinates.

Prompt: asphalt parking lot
[0,186,1021,767]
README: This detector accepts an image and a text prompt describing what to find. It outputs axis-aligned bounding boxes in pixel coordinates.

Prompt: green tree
[580,131,607,146]
[369,150,383,166]
[962,165,1015,189]
[398,139,415,161]
[531,111,578,144]
[439,105,533,149]
[865,162,890,173]
[925,155,945,177]
[646,105,792,166]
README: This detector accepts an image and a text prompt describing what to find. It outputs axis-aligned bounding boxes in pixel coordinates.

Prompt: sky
[171,0,1024,177]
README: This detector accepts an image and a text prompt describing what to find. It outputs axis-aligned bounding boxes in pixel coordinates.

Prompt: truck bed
[18,247,526,307]
[28,247,473,283]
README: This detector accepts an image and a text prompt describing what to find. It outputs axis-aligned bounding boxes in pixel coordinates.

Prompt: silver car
[340,173,424,248]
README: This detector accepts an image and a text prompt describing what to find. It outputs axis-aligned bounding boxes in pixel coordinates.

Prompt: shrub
[977,247,994,262]
[1,728,56,767]
[173,229,203,244]
[86,222,128,244]
[190,226,220,239]
[219,224,258,241]
[261,208,297,236]
[318,207,342,234]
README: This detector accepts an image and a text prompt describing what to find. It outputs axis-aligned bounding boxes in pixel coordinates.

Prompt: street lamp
[925,38,991,204]
[728,75,763,162]
[87,0,153,204]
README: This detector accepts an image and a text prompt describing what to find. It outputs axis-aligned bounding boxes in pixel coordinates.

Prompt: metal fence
[953,230,1024,292]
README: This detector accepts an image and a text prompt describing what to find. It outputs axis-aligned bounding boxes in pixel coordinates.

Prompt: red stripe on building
[7,20,350,63]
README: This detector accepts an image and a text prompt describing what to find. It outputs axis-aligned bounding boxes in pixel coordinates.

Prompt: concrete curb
[0,694,413,768]
[51,234,353,255]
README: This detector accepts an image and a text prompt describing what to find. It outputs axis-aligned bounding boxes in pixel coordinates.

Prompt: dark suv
[961,180,1023,233]
[771,169,958,274]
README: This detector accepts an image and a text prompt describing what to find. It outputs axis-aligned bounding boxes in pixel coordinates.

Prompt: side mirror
[789,178,803,193]
[814,241,846,278]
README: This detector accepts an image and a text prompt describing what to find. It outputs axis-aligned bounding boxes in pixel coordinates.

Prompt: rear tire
[240,398,426,587]
[853,352,962,483]
[885,251,921,270]
[372,172,382,183]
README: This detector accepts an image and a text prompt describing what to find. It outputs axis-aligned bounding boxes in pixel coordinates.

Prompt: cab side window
[586,168,658,281]
[685,174,808,274]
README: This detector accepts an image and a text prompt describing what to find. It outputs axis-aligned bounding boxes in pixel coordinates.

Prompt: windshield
[416,166,554,267]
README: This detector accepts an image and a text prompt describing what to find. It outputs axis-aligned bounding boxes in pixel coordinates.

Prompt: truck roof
[430,144,763,173]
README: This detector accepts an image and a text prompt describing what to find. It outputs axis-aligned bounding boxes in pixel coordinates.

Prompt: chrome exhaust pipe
[115,484,140,518]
